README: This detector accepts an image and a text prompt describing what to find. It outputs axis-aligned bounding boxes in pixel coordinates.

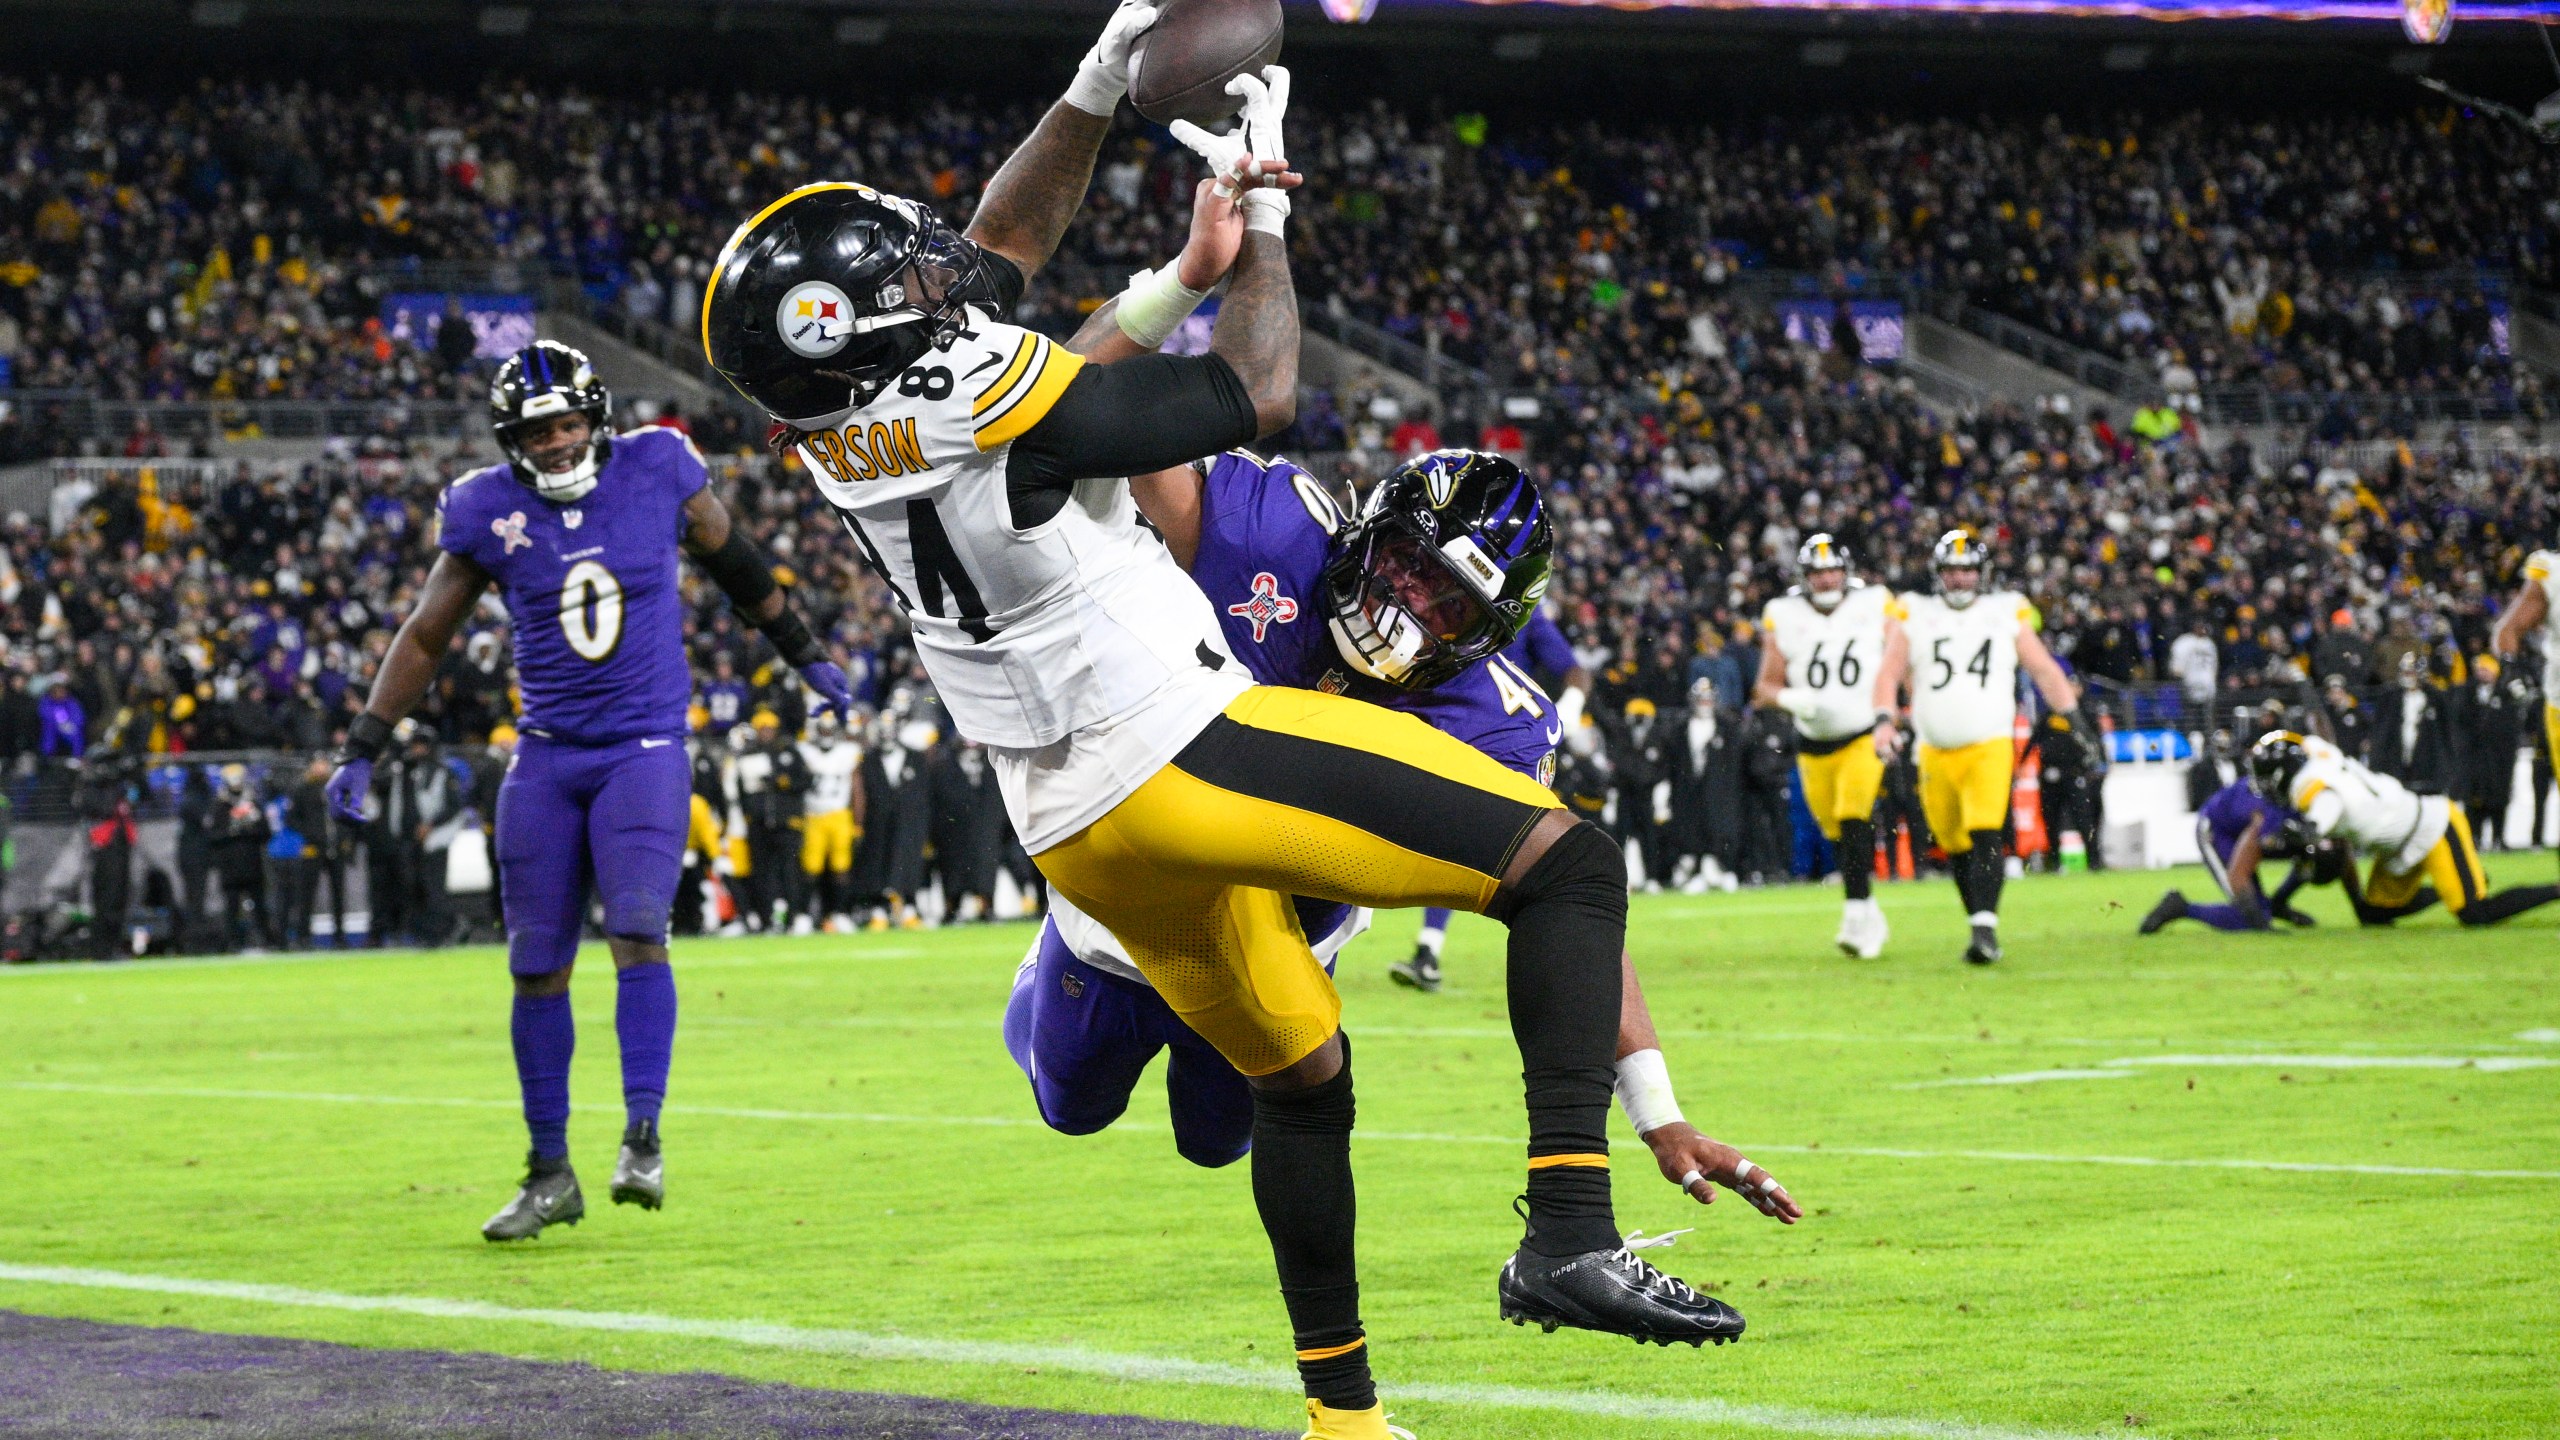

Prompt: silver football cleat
[483,1161,583,1242]
[610,1136,665,1211]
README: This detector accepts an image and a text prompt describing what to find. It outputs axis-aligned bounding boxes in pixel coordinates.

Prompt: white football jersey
[793,313,1236,752]
[799,739,859,815]
[1895,589,2033,749]
[2526,550,2560,698]
[1763,583,1892,742]
[791,310,1249,851]
[2288,737,2447,874]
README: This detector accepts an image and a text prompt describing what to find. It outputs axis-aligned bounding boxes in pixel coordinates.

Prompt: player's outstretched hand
[1641,1120,1802,1223]
[1066,0,1161,116]
[800,661,856,723]
[1169,67,1301,197]
[323,758,373,824]
[1176,179,1247,291]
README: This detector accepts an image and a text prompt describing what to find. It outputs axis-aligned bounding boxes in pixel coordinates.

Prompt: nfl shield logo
[563,508,584,530]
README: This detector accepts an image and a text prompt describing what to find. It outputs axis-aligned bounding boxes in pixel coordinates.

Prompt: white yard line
[1906,1053,2560,1087]
[0,1261,2105,1440]
[0,947,923,979]
[11,1081,2556,1181]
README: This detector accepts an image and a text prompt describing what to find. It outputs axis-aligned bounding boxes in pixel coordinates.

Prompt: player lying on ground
[324,342,853,1241]
[2139,776,2328,934]
[1002,446,1798,1228]
[2246,731,2560,927]
[1755,533,1893,959]
[702,15,1753,1436]
[1871,529,2085,965]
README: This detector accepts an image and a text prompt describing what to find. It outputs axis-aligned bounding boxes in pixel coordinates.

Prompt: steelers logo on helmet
[779,281,858,359]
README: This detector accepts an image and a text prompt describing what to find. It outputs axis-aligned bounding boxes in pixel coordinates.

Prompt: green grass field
[3,867,2556,1439]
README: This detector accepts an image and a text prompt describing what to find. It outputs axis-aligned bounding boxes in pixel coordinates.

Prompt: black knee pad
[1485,819,1627,927]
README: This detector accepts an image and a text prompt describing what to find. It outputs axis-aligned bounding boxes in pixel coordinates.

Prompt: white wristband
[1114,264,1213,351]
[1063,63,1126,117]
[1614,1048,1683,1137]
[1241,190,1290,237]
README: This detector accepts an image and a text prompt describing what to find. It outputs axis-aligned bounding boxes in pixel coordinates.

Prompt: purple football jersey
[438,426,707,744]
[2198,779,2285,860]
[1193,449,1558,782]
[1504,607,1578,688]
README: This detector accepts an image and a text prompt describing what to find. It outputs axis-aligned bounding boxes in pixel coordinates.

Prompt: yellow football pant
[802,807,858,874]
[1797,736,1885,840]
[1918,736,2014,853]
[2363,804,2486,916]
[1037,686,1561,1076]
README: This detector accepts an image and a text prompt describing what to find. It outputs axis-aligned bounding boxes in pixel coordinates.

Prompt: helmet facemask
[1324,524,1506,690]
[499,407,608,504]
[1937,564,1983,610]
[1807,566,1850,613]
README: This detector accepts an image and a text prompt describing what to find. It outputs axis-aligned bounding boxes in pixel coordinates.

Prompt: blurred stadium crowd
[4,71,2558,956]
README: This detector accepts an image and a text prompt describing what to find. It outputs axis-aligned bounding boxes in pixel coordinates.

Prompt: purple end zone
[0,1311,1293,1440]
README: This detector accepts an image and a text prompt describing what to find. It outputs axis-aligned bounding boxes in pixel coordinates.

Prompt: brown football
[1128,0,1284,129]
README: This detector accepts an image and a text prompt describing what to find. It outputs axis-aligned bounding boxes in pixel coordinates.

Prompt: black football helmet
[1932,528,1990,609]
[2247,730,2311,802]
[490,340,612,503]
[702,182,989,427]
[1323,450,1553,690]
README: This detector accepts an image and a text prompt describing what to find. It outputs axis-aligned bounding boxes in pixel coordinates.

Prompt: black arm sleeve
[694,528,780,612]
[1004,352,1260,529]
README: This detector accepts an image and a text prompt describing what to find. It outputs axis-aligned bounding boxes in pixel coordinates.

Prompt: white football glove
[1065,0,1160,116]
[1169,66,1293,234]
[1775,686,1824,723]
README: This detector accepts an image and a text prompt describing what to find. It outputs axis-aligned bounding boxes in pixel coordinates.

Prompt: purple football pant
[1003,918,1256,1169]
[497,734,691,976]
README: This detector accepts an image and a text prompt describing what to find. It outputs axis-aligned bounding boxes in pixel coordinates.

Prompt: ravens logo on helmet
[1322,450,1553,690]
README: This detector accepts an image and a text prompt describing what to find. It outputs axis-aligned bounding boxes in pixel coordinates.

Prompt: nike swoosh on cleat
[640,739,673,749]
[963,351,1005,380]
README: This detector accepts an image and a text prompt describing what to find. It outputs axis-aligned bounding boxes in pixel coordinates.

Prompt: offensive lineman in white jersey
[2247,731,2560,926]
[1871,530,2084,964]
[2490,546,2560,876]
[699,14,1743,1437]
[1754,533,1893,958]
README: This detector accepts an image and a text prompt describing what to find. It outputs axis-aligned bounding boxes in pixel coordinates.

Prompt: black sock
[2460,884,2560,926]
[1487,822,1625,1257]
[1838,819,1875,901]
[1949,843,1981,914]
[1251,1044,1373,1412]
[2270,866,2309,912]
[1968,832,2007,915]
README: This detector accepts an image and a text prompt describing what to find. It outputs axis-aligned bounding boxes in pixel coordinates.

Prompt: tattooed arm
[1206,229,1297,437]
[965,103,1114,283]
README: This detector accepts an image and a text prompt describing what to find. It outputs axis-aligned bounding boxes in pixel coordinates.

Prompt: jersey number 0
[561,560,624,661]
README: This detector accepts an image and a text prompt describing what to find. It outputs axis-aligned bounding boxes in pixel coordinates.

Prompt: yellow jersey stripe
[974,342,1086,452]
[703,181,870,363]
[1294,1338,1367,1362]
[970,335,1041,418]
[1526,1153,1610,1171]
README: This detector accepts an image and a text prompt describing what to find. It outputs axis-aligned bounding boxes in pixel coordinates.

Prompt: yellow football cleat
[1301,1399,1416,1440]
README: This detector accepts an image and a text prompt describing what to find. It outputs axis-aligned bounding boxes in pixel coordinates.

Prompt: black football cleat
[1498,1245,1745,1347]
[483,1156,583,1242]
[1387,947,1443,993]
[1964,925,2002,965]
[2272,904,2317,928]
[2139,891,2188,935]
[611,1119,664,1210]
